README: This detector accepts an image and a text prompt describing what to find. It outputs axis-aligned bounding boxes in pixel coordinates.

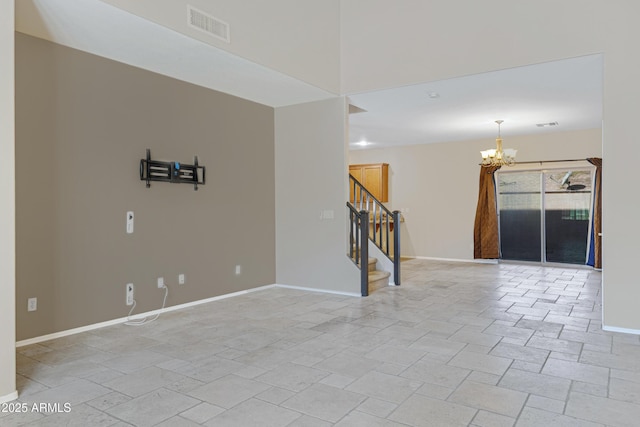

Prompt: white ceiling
[15,0,336,108]
[348,54,603,149]
[16,1,603,149]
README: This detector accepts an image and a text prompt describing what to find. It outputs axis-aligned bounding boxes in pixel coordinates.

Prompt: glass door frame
[496,162,596,265]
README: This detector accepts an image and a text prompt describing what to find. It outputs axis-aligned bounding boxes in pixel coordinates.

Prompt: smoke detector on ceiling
[187,5,230,43]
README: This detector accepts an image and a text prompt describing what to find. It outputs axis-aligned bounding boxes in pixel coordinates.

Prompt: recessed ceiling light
[355,141,370,146]
[427,92,440,99]
[536,121,559,127]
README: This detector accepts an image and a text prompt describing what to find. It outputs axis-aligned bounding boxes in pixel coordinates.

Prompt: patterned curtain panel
[474,166,501,259]
[587,157,602,269]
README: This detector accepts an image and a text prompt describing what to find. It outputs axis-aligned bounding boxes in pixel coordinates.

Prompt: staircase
[347,174,401,296]
[366,257,391,292]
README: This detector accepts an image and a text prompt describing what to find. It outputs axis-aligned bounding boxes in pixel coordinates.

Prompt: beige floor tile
[15,374,50,397]
[204,398,301,427]
[254,386,295,406]
[388,394,477,427]
[159,355,246,383]
[448,380,527,417]
[21,403,121,427]
[611,367,640,384]
[409,335,466,356]
[154,416,201,427]
[102,366,190,398]
[484,323,536,341]
[541,358,609,385]
[335,411,406,426]
[106,388,199,427]
[467,371,501,385]
[20,379,112,407]
[257,363,330,393]
[357,397,398,418]
[313,351,382,378]
[285,415,333,426]
[415,319,463,335]
[448,328,503,347]
[580,348,640,371]
[510,359,544,373]
[490,342,549,364]
[565,391,640,427]
[414,382,454,400]
[187,374,271,408]
[318,372,354,388]
[516,407,603,427]
[345,371,422,404]
[179,402,225,424]
[448,350,513,376]
[571,380,608,397]
[525,395,565,414]
[400,359,470,388]
[546,315,591,332]
[0,408,45,425]
[472,410,516,427]
[527,336,583,355]
[9,260,628,426]
[85,391,132,411]
[499,368,571,400]
[363,344,426,366]
[281,383,366,423]
[100,349,173,374]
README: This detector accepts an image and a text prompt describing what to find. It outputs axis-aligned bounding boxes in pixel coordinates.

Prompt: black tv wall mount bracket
[140,149,206,191]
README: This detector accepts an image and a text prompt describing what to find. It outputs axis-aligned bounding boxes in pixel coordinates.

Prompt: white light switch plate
[126,211,134,234]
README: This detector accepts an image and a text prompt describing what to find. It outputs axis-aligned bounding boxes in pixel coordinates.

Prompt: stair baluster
[347,174,401,290]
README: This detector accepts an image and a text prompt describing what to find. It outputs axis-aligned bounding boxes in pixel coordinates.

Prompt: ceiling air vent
[536,121,559,128]
[187,5,230,43]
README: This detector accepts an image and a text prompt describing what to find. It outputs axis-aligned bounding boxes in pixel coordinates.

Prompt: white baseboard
[274,284,361,298]
[409,256,498,265]
[602,325,640,335]
[16,283,364,347]
[0,391,18,403]
[16,284,277,347]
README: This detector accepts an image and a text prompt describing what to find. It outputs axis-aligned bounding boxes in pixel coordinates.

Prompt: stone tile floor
[3,259,640,426]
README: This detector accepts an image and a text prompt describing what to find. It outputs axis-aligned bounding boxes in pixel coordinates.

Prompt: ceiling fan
[555,171,586,191]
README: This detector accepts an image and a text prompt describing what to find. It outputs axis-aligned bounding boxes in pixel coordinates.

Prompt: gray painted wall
[15,34,276,341]
[275,98,360,294]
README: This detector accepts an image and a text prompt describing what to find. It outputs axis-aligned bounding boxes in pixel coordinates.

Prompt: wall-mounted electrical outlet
[235,265,241,275]
[178,274,185,285]
[126,283,134,306]
[27,297,37,312]
[157,277,165,288]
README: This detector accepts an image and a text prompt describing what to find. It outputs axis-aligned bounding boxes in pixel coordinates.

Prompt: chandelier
[480,120,517,167]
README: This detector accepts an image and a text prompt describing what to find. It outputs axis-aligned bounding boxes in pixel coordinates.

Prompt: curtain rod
[513,159,591,165]
[479,158,594,166]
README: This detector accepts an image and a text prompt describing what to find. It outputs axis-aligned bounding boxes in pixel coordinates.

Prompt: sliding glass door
[497,168,593,265]
[498,171,542,261]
